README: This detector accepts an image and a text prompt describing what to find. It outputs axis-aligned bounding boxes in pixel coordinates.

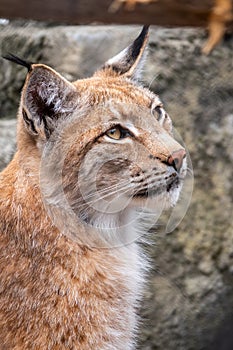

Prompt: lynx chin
[0,26,187,349]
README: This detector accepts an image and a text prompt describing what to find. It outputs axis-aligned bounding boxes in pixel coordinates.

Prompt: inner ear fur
[22,64,77,139]
[95,25,149,81]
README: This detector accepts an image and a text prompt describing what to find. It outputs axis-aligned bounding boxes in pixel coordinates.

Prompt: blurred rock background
[0,22,233,349]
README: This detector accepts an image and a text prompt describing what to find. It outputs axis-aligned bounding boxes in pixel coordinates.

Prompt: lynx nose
[167,149,186,173]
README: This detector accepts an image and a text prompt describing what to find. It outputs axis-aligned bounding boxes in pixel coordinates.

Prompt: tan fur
[0,28,186,349]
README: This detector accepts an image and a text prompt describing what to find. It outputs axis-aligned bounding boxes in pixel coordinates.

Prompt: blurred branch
[0,0,223,27]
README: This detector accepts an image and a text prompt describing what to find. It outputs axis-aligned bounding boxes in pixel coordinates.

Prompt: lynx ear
[96,25,149,80]
[21,64,77,139]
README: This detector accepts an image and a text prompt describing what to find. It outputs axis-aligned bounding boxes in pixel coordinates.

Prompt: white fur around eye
[125,123,140,137]
[103,135,133,144]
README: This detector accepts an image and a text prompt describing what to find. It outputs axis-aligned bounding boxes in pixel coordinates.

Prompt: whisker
[75,178,131,203]
[186,167,194,176]
[74,172,171,210]
[76,182,133,209]
[148,73,159,89]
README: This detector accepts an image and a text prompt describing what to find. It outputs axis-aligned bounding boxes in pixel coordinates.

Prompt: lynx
[0,26,187,349]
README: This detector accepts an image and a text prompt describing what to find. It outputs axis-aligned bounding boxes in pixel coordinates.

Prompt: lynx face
[7,26,187,245]
[59,101,187,225]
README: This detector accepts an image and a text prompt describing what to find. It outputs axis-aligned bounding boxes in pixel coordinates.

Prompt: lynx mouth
[132,175,181,198]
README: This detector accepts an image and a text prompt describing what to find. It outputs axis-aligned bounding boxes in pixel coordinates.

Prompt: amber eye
[106,126,132,140]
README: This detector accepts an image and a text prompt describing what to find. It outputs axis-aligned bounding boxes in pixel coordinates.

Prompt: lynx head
[5,26,188,246]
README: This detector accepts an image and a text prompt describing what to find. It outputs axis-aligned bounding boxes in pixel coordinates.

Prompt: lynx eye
[154,106,164,121]
[106,126,132,140]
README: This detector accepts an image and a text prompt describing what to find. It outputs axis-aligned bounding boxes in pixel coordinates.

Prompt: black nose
[167,149,186,172]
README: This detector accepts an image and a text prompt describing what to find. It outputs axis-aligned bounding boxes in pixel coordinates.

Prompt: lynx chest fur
[0,27,187,349]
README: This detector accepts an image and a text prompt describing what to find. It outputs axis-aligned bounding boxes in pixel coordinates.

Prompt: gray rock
[0,22,233,350]
[0,119,17,171]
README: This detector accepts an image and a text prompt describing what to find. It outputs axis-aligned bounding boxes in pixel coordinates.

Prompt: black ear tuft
[130,25,150,61]
[3,53,33,72]
[97,25,150,80]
